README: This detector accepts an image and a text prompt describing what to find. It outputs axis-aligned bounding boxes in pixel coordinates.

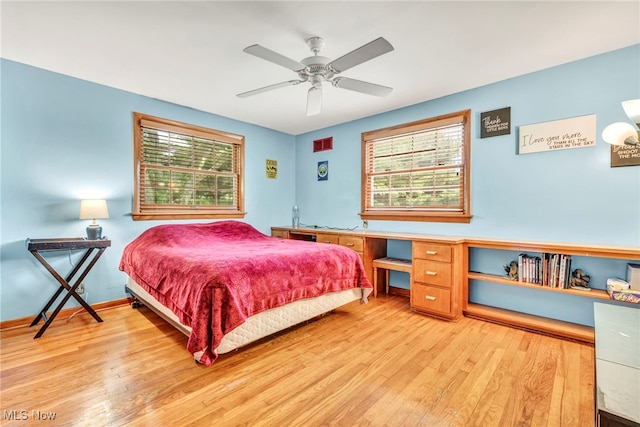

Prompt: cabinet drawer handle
[346,243,355,247]
[425,295,437,301]
[426,250,437,255]
[425,271,437,276]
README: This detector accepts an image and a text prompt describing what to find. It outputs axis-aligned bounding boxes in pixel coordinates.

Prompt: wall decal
[480,107,511,138]
[317,161,328,181]
[518,114,596,155]
[266,159,278,179]
[611,145,640,167]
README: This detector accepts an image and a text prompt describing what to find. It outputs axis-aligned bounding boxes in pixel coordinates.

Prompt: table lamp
[79,199,109,240]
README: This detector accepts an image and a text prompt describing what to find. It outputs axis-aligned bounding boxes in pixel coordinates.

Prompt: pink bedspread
[119,221,371,365]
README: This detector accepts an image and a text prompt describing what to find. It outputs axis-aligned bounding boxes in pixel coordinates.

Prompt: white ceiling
[2,1,639,135]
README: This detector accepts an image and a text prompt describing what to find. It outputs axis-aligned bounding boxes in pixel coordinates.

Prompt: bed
[119,221,372,365]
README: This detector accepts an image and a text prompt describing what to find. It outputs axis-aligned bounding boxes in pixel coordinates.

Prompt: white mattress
[126,277,370,354]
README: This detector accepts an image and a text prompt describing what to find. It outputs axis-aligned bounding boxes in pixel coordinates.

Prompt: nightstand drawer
[413,242,452,262]
[316,233,339,245]
[413,259,451,287]
[339,236,364,252]
[412,284,451,316]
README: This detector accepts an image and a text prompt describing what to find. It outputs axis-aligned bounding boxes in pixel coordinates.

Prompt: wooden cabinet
[411,240,462,320]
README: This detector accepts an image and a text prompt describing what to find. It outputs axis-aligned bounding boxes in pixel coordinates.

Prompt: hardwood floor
[0,295,595,426]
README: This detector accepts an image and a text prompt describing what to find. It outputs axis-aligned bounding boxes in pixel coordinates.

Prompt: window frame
[131,112,245,221]
[360,109,472,223]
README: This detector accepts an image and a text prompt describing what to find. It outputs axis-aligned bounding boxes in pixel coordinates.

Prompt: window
[361,109,471,223]
[132,112,245,220]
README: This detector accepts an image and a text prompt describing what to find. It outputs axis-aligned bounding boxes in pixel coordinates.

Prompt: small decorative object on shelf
[503,261,518,281]
[606,277,640,303]
[569,269,591,291]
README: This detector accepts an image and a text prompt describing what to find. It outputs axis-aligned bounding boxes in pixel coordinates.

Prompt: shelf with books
[463,238,640,344]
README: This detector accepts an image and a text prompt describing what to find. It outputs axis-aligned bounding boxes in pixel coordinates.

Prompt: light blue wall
[1,45,639,324]
[293,45,640,326]
[0,59,296,321]
[294,45,640,247]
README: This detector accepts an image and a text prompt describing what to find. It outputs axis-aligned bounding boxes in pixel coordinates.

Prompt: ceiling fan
[237,36,394,116]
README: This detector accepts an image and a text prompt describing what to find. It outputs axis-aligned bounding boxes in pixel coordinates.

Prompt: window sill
[360,211,472,224]
[131,211,246,221]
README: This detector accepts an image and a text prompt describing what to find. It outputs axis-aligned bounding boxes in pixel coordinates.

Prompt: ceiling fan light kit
[237,36,394,116]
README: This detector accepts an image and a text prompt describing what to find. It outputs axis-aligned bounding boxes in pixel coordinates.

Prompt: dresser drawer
[339,236,364,252]
[316,233,339,245]
[413,259,451,287]
[412,283,451,316]
[413,242,452,262]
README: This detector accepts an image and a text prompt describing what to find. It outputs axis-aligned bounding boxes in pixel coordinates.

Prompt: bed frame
[125,277,370,354]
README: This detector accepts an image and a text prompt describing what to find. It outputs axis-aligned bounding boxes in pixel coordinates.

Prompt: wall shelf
[465,238,640,344]
[467,272,611,300]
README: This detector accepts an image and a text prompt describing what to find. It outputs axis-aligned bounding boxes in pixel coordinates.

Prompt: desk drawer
[339,236,364,252]
[413,242,452,262]
[412,284,451,316]
[413,259,451,287]
[316,233,339,245]
[271,230,288,239]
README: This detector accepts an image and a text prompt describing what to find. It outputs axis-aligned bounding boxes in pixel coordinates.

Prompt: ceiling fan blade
[243,44,307,72]
[306,86,322,116]
[328,37,394,73]
[332,77,393,97]
[237,80,302,98]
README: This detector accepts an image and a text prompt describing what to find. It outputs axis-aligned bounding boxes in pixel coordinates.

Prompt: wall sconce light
[602,99,640,146]
[79,199,109,240]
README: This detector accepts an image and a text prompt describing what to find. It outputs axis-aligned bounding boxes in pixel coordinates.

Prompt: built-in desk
[594,302,640,427]
[271,226,465,320]
[273,227,640,341]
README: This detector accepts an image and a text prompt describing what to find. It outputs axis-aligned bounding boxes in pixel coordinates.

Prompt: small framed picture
[317,161,328,181]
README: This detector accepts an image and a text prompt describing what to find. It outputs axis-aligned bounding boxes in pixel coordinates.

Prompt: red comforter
[119,221,371,365]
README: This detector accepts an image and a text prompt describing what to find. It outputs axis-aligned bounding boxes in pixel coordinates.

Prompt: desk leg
[29,248,105,338]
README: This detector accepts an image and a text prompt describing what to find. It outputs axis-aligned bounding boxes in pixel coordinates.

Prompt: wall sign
[266,159,278,179]
[518,114,596,155]
[611,145,640,167]
[480,107,511,138]
[317,161,328,181]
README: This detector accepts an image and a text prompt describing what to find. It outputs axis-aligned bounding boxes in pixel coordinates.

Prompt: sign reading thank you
[480,107,511,138]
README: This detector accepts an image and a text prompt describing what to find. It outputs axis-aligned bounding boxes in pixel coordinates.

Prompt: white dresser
[594,302,640,427]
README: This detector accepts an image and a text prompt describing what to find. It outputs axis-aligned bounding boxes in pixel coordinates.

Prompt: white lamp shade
[602,122,639,146]
[79,199,110,220]
[622,99,640,125]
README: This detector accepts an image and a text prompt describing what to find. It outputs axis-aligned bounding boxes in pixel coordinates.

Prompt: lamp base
[86,225,103,240]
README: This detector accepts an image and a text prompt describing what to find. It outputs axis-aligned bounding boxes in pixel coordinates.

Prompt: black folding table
[25,237,111,338]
